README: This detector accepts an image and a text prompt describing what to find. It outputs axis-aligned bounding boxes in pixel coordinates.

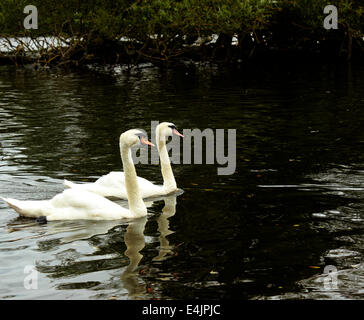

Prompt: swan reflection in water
[120,194,177,298]
[120,216,147,297]
[153,195,176,262]
[3,195,178,299]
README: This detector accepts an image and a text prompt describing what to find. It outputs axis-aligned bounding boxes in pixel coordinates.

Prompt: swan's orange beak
[173,128,184,138]
[141,136,155,147]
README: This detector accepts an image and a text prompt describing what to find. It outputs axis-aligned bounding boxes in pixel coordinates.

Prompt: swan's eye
[135,133,146,141]
[168,125,176,130]
[138,135,155,147]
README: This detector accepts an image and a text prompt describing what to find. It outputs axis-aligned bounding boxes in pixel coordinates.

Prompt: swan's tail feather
[1,197,47,218]
[63,179,96,193]
[2,197,26,216]
[64,179,77,189]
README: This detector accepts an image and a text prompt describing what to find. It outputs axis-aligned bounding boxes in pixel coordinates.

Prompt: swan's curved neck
[120,143,147,217]
[156,132,177,193]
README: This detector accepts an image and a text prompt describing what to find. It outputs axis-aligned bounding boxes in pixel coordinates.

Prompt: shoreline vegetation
[0,0,363,68]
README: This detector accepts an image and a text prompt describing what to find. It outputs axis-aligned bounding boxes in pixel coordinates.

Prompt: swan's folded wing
[137,176,164,198]
[95,171,126,187]
[47,189,132,220]
[50,189,123,210]
[95,171,163,198]
[70,171,165,199]
[90,172,127,198]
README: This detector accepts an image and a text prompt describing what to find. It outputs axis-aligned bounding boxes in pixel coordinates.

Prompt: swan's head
[120,129,154,148]
[156,122,184,140]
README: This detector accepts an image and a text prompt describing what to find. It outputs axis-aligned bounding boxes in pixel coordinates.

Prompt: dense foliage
[0,0,363,65]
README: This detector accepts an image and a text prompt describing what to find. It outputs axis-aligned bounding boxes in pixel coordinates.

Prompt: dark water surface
[0,61,363,299]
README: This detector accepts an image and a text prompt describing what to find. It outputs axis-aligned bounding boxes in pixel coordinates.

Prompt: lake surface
[0,61,363,299]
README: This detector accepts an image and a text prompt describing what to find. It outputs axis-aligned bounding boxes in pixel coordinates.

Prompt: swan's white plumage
[64,171,164,199]
[2,129,149,221]
[64,122,182,199]
[2,189,133,220]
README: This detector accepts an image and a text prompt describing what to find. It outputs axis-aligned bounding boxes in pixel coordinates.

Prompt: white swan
[1,129,153,221]
[64,122,183,199]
